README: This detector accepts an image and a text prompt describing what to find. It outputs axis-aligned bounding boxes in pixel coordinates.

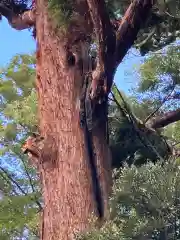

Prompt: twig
[135,27,156,48]
[20,157,42,210]
[0,165,42,210]
[0,166,27,195]
[0,171,18,195]
[112,83,165,161]
[145,85,175,123]
[173,141,180,147]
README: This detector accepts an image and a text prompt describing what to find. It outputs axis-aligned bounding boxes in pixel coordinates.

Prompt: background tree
[77,161,180,240]
[109,44,180,167]
[109,86,171,168]
[137,44,180,152]
[0,54,41,239]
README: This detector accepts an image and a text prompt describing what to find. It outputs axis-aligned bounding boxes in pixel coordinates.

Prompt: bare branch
[135,27,156,48]
[173,141,180,147]
[144,85,175,123]
[147,109,180,129]
[115,0,155,66]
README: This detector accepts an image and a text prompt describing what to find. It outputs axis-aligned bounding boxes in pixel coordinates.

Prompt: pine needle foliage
[77,161,180,240]
[47,0,73,30]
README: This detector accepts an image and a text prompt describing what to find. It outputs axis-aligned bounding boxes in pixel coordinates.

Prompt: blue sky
[0,18,144,94]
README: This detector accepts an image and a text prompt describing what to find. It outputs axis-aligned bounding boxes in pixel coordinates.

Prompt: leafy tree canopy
[77,161,180,240]
[0,54,40,239]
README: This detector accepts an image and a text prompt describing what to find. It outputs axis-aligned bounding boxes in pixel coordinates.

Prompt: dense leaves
[0,54,40,239]
[78,161,180,240]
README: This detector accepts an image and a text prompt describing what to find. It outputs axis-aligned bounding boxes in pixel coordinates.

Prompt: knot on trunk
[22,133,59,168]
[90,70,107,104]
[22,133,44,166]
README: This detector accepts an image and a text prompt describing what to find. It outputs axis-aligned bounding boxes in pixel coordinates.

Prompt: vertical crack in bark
[76,40,106,219]
[79,72,104,219]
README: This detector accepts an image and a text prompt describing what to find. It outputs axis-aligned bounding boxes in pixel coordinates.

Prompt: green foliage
[109,86,170,168]
[4,90,37,132]
[0,54,37,135]
[0,194,39,237]
[48,0,73,30]
[106,0,129,18]
[0,54,40,239]
[109,45,180,169]
[78,161,180,240]
[136,44,180,152]
[139,45,180,94]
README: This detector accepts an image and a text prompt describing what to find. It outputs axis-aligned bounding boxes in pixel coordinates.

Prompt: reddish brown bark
[115,0,155,66]
[35,1,111,239]
[86,0,116,98]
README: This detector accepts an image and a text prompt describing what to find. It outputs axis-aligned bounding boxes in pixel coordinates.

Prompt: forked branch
[87,0,155,100]
[86,0,116,99]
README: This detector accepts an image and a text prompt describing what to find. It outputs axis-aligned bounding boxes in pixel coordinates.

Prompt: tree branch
[115,0,155,66]
[147,109,180,129]
[0,171,18,195]
[0,165,42,210]
[144,85,175,123]
[86,0,116,99]
[9,10,35,30]
[0,165,28,195]
[0,4,35,30]
[112,83,165,161]
[135,27,156,48]
[20,156,42,210]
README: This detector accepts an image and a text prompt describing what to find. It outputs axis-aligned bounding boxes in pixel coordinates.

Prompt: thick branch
[115,0,155,65]
[86,0,116,98]
[0,5,35,30]
[10,10,35,30]
[147,109,180,129]
[86,0,115,66]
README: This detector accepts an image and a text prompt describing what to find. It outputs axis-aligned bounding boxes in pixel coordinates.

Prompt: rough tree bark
[35,1,112,239]
[1,0,155,239]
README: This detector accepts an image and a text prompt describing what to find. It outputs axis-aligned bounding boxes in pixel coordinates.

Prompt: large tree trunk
[0,0,155,238]
[35,1,111,239]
